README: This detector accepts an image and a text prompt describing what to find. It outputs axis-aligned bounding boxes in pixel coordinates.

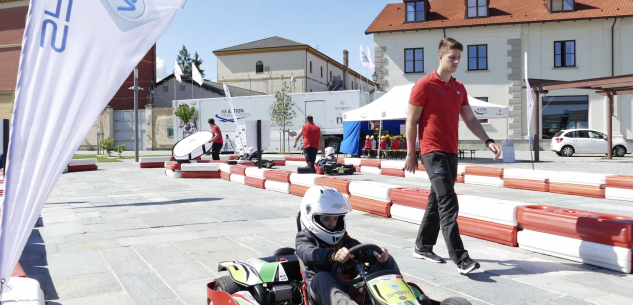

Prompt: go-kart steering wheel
[332,243,383,287]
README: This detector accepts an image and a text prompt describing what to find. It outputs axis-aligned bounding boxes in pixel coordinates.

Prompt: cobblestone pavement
[20,152,633,304]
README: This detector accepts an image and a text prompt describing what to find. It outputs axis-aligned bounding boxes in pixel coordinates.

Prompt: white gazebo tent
[342,84,510,157]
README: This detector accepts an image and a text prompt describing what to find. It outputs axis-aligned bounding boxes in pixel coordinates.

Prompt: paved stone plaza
[20,152,633,304]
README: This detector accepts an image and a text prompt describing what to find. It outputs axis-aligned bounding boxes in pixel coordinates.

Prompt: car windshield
[554,131,565,137]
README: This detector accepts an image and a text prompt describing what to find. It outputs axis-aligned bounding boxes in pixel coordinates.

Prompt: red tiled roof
[366,0,633,34]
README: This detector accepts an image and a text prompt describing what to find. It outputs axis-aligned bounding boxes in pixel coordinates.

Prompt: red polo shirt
[409,71,469,155]
[211,124,223,144]
[302,122,321,149]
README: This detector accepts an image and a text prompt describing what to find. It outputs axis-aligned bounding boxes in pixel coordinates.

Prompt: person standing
[208,118,224,160]
[294,115,324,173]
[405,38,501,275]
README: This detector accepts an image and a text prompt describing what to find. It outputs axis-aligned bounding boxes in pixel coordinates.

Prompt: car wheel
[561,145,574,157]
[613,145,627,157]
[325,137,342,153]
[555,151,562,156]
[215,276,241,294]
[272,247,296,256]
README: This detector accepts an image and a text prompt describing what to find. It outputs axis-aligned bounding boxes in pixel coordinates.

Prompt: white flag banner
[0,0,186,287]
[174,60,183,83]
[192,63,203,86]
[366,46,375,70]
[360,44,371,69]
[222,83,244,154]
[525,52,534,140]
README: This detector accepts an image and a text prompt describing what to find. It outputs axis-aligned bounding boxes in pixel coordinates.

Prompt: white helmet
[300,186,352,245]
[324,147,336,157]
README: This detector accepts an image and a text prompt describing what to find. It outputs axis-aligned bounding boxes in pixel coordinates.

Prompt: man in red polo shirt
[405,38,501,275]
[208,118,224,160]
[294,115,324,173]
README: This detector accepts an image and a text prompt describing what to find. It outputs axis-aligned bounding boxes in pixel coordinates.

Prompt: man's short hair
[438,38,463,55]
[306,116,313,122]
[208,118,215,125]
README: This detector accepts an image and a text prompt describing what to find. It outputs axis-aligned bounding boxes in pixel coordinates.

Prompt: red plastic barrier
[220,171,231,181]
[165,161,181,171]
[274,160,286,166]
[456,175,464,183]
[140,162,165,168]
[245,177,266,189]
[12,262,27,278]
[349,196,391,217]
[67,164,98,172]
[465,166,503,178]
[264,170,293,183]
[517,205,633,248]
[197,160,226,164]
[285,155,306,161]
[504,178,550,192]
[354,165,361,173]
[417,162,426,171]
[606,176,633,189]
[360,159,381,167]
[389,188,430,209]
[230,165,250,176]
[290,184,310,197]
[381,168,405,177]
[315,176,354,194]
[457,216,518,247]
[181,171,221,179]
[549,182,605,198]
[237,160,255,166]
[228,155,240,160]
[337,157,346,163]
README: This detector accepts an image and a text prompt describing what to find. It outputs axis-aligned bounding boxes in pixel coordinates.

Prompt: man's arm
[460,105,501,160]
[293,129,304,148]
[404,104,423,173]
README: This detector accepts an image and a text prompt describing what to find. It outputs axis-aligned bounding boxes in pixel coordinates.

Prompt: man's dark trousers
[303,147,318,173]
[415,151,469,264]
[211,143,223,160]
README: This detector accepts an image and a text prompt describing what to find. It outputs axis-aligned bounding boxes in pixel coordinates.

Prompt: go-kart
[206,217,472,305]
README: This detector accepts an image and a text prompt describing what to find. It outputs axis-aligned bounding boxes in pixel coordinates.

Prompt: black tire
[440,296,473,305]
[325,137,342,153]
[613,145,627,157]
[417,294,432,305]
[215,276,241,295]
[273,247,296,256]
[561,145,575,157]
[555,151,562,156]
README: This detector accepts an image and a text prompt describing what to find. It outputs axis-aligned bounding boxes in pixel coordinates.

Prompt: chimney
[343,50,349,67]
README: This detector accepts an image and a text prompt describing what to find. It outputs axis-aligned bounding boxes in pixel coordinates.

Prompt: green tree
[192,51,205,78]
[269,76,296,153]
[176,45,192,77]
[174,104,197,138]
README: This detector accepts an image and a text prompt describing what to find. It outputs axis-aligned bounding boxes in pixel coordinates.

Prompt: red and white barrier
[220,171,231,181]
[264,170,292,183]
[140,156,171,168]
[245,177,266,189]
[457,216,518,247]
[518,229,632,273]
[66,158,98,172]
[265,180,290,194]
[285,161,308,167]
[285,155,305,161]
[181,163,221,179]
[380,160,405,177]
[390,204,425,224]
[165,169,181,178]
[316,176,354,194]
[219,163,231,173]
[360,159,380,174]
[605,176,633,202]
[361,166,381,175]
[344,158,362,166]
[457,195,524,227]
[549,171,610,198]
[201,154,240,161]
[464,166,504,187]
[230,165,251,176]
[348,181,399,217]
[165,161,181,171]
[290,173,318,187]
[290,184,310,197]
[230,174,246,184]
[348,196,391,217]
[456,165,465,183]
[245,167,267,179]
[503,169,550,192]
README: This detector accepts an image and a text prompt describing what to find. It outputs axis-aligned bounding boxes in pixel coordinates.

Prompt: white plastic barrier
[457,165,466,175]
[181,163,221,171]
[220,163,231,173]
[549,171,610,187]
[380,160,405,169]
[605,188,633,202]
[349,181,400,202]
[464,175,504,187]
[285,161,307,167]
[265,180,290,194]
[361,166,381,175]
[245,167,267,179]
[390,204,425,224]
[344,158,362,166]
[1,277,45,305]
[404,170,429,180]
[165,169,181,178]
[230,174,246,184]
[68,158,97,166]
[457,195,525,226]
[503,169,550,181]
[140,156,171,165]
[290,173,319,187]
[262,155,286,161]
[518,229,632,273]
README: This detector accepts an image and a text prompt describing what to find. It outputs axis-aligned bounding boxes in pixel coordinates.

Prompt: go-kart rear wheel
[440,296,472,305]
[215,276,240,295]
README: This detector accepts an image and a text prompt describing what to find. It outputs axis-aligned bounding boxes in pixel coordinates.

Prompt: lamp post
[128,66,144,162]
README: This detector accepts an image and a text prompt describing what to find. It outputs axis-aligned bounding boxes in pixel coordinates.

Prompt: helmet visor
[313,214,346,234]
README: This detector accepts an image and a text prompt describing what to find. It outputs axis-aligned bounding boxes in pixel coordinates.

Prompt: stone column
[374,46,387,91]
[103,106,114,138]
[506,38,523,140]
[145,104,154,150]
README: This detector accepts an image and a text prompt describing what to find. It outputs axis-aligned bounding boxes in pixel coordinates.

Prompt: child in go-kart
[295,186,400,305]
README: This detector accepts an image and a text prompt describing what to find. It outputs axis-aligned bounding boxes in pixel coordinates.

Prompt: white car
[550,129,632,157]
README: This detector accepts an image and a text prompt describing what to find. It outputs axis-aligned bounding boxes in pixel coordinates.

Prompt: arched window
[320,67,323,78]
[256,61,264,73]
[309,61,312,73]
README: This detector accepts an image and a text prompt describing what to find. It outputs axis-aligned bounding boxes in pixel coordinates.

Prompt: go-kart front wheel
[215,276,240,294]
[440,296,472,305]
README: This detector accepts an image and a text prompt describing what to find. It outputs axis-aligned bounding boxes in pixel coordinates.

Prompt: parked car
[550,129,632,157]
